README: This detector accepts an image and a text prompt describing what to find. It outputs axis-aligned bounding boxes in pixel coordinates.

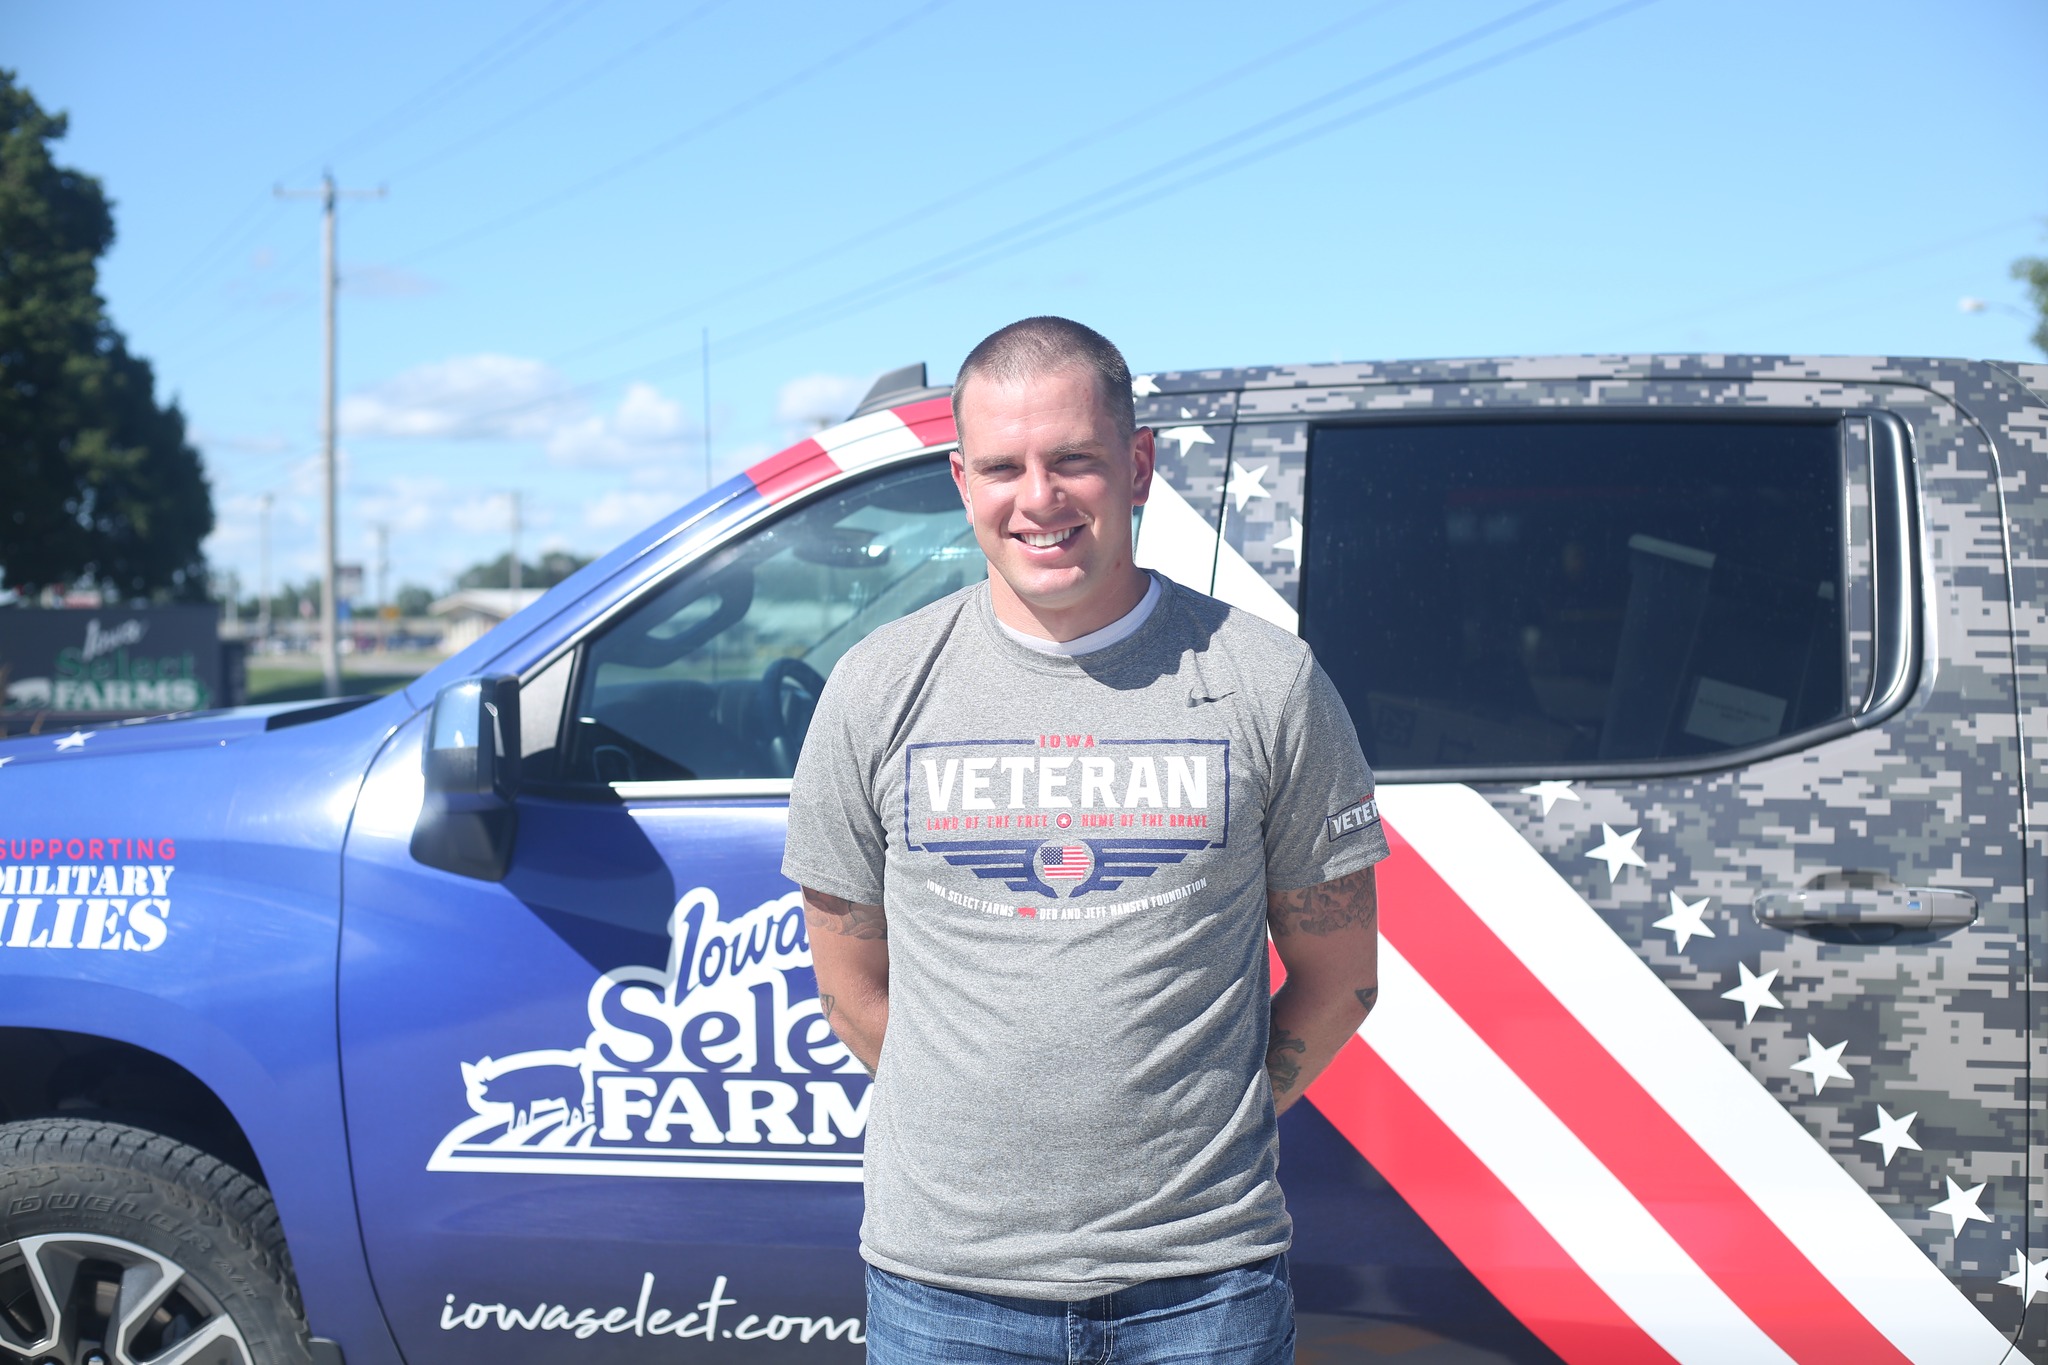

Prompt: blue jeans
[864,1255,1295,1364]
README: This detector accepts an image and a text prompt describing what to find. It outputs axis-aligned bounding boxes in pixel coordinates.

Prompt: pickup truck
[2,352,2043,1365]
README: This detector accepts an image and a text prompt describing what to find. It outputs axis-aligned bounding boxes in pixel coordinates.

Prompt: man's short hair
[952,316,1136,439]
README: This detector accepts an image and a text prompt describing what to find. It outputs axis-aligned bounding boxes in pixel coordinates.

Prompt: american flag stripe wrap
[1278,784,2022,1365]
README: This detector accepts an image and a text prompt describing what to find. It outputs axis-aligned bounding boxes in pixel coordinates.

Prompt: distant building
[430,589,546,655]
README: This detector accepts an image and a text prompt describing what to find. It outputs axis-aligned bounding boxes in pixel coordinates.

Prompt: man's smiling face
[951,365,1155,639]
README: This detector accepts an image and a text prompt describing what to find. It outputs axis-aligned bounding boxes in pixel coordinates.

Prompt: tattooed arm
[1264,865,1380,1115]
[802,888,890,1076]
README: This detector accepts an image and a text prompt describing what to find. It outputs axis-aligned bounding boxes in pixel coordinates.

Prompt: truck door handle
[1752,887,1978,933]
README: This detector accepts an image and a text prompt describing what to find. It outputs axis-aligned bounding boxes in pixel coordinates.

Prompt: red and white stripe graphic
[1289,783,2025,1365]
[1042,847,1090,880]
[745,398,955,503]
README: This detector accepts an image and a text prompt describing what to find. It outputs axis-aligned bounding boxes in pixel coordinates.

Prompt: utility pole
[277,170,384,697]
[702,327,712,493]
[373,521,390,652]
[507,490,523,593]
[257,492,274,642]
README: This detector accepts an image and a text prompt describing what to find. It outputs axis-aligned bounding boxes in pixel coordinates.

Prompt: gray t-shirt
[782,573,1387,1300]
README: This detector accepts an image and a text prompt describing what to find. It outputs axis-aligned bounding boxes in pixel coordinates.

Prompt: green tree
[393,584,434,618]
[455,550,590,591]
[0,70,213,598]
[235,577,321,625]
[2014,248,2048,358]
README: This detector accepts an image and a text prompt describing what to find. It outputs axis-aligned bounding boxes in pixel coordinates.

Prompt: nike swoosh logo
[1187,690,1235,707]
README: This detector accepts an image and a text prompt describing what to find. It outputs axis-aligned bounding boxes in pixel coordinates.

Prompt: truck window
[1301,419,1847,772]
[564,459,983,784]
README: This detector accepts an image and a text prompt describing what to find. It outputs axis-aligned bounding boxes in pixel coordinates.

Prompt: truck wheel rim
[0,1232,254,1365]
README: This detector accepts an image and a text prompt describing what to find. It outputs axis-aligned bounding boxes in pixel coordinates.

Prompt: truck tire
[0,1118,313,1365]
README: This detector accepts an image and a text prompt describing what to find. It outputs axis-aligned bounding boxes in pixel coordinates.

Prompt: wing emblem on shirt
[921,837,1209,899]
[921,840,1056,897]
[1068,839,1207,896]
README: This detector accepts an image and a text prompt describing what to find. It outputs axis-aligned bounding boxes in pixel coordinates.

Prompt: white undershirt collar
[997,574,1161,657]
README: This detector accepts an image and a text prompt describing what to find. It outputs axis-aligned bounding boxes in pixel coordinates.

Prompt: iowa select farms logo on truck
[431,887,868,1182]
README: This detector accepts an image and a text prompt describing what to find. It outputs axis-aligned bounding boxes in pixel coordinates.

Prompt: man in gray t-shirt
[783,317,1386,1365]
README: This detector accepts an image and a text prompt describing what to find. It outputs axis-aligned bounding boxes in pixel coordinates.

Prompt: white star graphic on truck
[1583,824,1645,880]
[1789,1035,1852,1093]
[1857,1106,1921,1166]
[1272,517,1303,569]
[1519,779,1578,814]
[2002,1253,2048,1305]
[1652,892,1715,950]
[1720,962,1782,1024]
[1928,1176,1991,1236]
[1158,425,1213,460]
[1225,462,1270,511]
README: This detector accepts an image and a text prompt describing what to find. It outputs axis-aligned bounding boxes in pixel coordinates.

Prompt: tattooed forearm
[1267,865,1378,937]
[1355,985,1378,1012]
[803,888,887,940]
[800,887,889,1074]
[1266,1027,1308,1097]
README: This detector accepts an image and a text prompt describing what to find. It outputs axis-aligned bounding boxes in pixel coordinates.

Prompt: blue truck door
[338,456,993,1361]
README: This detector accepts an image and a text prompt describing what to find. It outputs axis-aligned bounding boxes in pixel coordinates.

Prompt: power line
[158,233,319,351]
[316,0,602,170]
[136,198,281,312]
[708,0,1580,347]
[142,0,596,326]
[699,0,1660,366]
[471,0,1623,429]
[381,0,733,184]
[179,296,318,369]
[144,213,313,338]
[1585,216,2040,342]
[547,0,1423,368]
[395,0,956,267]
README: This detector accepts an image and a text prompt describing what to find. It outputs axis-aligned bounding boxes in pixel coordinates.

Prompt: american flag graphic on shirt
[1043,846,1091,880]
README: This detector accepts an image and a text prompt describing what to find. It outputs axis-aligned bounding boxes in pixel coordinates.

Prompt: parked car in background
[1,353,2043,1364]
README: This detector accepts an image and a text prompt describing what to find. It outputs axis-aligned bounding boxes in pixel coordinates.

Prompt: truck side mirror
[410,675,521,880]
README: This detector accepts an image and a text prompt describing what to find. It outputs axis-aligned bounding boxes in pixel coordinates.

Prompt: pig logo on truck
[430,886,868,1182]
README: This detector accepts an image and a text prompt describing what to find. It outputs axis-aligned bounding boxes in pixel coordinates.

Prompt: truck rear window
[1301,419,1846,771]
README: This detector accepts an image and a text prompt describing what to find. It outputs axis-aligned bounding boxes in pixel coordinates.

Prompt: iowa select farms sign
[0,607,239,717]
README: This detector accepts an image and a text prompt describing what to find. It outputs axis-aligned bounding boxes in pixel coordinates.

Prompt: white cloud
[568,434,774,533]
[584,488,683,533]
[341,354,576,441]
[353,477,530,539]
[775,372,870,432]
[450,493,520,535]
[280,453,329,500]
[203,492,271,551]
[547,381,693,468]
[352,475,457,536]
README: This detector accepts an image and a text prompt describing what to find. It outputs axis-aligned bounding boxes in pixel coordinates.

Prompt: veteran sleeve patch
[1326,796,1380,842]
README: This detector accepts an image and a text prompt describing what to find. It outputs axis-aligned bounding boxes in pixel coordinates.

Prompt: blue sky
[10,0,2045,600]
